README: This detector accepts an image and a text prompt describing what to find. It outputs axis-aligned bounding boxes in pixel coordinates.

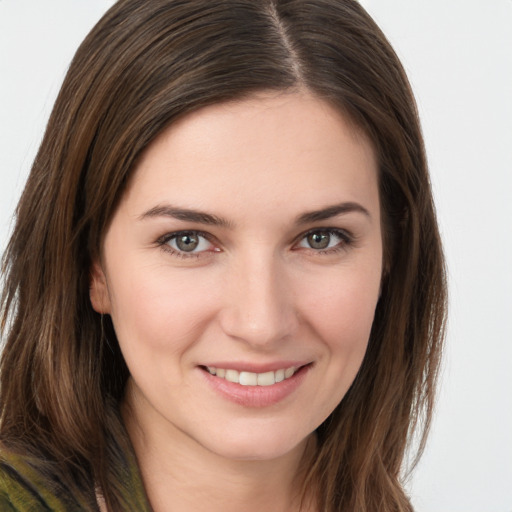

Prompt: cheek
[298,263,380,395]
[316,293,375,383]
[306,280,379,422]
[107,265,219,356]
[304,265,380,343]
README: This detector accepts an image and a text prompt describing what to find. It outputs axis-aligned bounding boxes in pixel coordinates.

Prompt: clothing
[0,406,152,511]
[0,450,79,511]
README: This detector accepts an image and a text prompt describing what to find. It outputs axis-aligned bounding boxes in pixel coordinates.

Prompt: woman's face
[91,92,382,461]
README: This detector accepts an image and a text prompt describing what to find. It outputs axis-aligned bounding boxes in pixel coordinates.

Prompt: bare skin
[123,387,318,512]
[91,91,382,511]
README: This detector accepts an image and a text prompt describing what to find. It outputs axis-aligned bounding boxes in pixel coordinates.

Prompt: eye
[297,229,351,252]
[161,231,216,255]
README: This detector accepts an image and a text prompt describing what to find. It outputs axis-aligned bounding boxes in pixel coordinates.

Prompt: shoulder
[0,447,73,511]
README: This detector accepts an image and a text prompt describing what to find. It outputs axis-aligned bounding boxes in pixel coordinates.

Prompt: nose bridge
[220,248,297,347]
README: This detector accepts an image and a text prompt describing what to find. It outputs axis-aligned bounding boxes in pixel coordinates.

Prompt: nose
[218,252,298,349]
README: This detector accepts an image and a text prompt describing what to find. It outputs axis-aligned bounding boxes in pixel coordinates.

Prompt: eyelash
[156,228,354,259]
[296,228,354,255]
[157,231,216,259]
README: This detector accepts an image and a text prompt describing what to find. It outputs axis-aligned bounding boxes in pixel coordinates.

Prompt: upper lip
[199,361,312,373]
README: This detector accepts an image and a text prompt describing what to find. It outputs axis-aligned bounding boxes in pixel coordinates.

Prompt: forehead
[122,91,379,221]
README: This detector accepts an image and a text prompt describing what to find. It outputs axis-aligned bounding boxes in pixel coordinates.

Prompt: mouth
[199,363,312,407]
[203,365,301,386]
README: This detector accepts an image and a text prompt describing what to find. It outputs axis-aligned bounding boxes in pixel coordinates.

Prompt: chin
[197,425,311,462]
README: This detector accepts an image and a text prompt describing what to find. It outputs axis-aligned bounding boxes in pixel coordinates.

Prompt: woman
[0,0,446,510]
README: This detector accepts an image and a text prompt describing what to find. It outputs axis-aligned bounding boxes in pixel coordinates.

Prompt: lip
[201,360,311,373]
[198,362,312,408]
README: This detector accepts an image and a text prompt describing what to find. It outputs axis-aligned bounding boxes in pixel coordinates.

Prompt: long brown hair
[0,0,447,510]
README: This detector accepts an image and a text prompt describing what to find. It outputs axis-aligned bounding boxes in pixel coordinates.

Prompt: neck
[121,388,317,512]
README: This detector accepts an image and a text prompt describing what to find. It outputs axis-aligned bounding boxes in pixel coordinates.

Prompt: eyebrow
[138,205,232,228]
[138,201,370,228]
[296,202,371,224]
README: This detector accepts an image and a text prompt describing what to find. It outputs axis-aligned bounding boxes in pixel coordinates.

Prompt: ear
[89,260,111,314]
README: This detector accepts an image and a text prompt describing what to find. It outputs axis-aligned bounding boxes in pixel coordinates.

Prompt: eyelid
[156,227,354,259]
[157,230,219,257]
[293,227,354,252]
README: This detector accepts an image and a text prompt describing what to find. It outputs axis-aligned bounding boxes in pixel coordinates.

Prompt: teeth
[225,369,239,383]
[239,371,258,386]
[205,366,298,386]
[284,367,295,379]
[257,371,275,386]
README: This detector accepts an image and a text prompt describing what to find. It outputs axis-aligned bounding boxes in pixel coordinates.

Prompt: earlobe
[89,261,111,314]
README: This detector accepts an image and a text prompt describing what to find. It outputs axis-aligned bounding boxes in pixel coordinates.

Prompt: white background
[1,1,511,511]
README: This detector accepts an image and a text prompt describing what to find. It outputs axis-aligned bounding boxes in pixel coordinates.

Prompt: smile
[205,366,298,386]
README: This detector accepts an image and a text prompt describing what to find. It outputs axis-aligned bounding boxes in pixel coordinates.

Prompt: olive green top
[0,447,152,511]
[0,403,152,511]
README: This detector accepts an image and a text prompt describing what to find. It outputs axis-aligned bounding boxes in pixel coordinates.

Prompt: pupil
[176,233,199,252]
[308,232,330,249]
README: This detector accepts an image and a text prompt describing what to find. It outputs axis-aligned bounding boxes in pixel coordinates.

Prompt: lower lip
[199,365,310,408]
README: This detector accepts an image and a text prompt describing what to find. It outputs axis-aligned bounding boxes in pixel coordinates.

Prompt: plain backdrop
[1,1,511,511]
